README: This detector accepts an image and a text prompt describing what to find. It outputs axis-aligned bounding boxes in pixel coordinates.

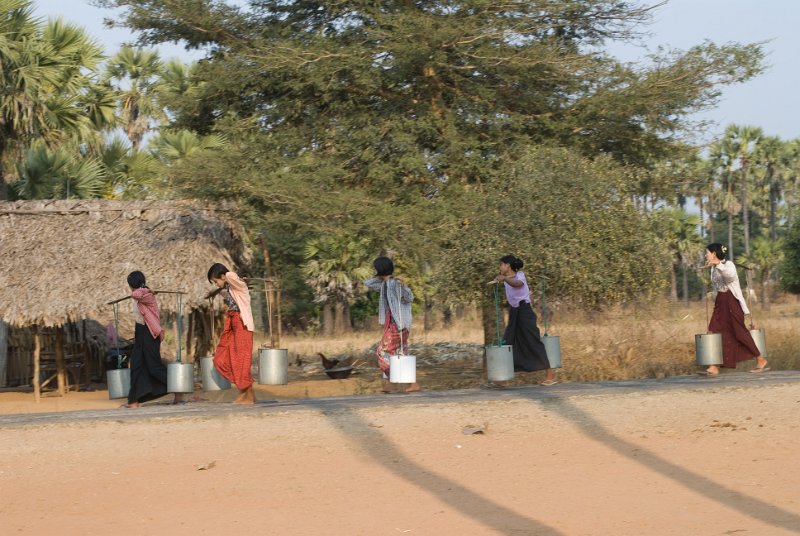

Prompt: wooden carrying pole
[33,326,41,403]
[55,326,66,396]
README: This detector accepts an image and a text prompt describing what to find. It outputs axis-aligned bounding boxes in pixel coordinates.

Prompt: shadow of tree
[507,392,800,532]
[319,400,565,535]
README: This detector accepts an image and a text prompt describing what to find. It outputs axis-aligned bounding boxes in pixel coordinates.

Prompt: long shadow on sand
[506,391,800,532]
[315,380,800,534]
[319,400,565,535]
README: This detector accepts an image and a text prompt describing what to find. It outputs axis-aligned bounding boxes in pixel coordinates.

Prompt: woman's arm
[225,271,248,291]
[364,276,383,292]
[497,274,524,288]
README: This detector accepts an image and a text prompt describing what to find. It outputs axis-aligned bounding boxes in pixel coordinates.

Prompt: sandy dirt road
[1,374,799,535]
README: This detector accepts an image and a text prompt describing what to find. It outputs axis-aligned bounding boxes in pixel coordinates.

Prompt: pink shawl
[225,272,254,332]
[131,288,165,341]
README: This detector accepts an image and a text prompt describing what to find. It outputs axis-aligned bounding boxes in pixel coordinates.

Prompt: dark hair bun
[500,254,524,271]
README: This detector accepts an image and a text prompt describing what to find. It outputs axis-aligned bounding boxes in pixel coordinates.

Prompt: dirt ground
[1,382,799,535]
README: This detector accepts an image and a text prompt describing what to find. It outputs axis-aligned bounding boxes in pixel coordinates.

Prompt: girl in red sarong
[364,256,419,393]
[208,263,257,404]
[701,243,768,376]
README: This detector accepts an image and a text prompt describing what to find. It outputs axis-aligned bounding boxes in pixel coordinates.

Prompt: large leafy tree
[0,0,105,198]
[95,0,766,329]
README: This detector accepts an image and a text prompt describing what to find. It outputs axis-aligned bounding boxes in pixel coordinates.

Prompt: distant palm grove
[3,0,800,336]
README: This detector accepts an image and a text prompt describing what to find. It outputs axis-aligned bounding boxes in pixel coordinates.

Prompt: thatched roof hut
[0,199,249,327]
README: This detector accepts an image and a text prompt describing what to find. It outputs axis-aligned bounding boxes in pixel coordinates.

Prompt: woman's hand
[394,276,404,286]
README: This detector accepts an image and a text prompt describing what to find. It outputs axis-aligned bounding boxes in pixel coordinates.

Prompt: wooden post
[265,279,274,347]
[209,298,217,349]
[33,326,41,403]
[186,311,194,362]
[55,325,67,396]
[0,320,7,388]
[276,280,282,348]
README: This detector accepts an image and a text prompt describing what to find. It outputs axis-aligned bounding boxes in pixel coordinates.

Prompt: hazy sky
[35,0,800,144]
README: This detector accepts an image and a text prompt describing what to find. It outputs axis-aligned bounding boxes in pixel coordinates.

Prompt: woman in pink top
[494,255,556,385]
[208,263,256,404]
[123,271,169,407]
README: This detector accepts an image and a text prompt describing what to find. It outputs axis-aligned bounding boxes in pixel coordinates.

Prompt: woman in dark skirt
[495,255,556,385]
[122,271,173,407]
[701,243,768,376]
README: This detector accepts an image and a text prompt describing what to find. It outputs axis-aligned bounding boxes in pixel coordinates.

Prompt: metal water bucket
[542,335,562,369]
[259,348,288,385]
[107,368,131,400]
[695,333,723,366]
[167,362,195,393]
[485,345,514,382]
[200,356,231,391]
[389,354,416,383]
[749,328,768,357]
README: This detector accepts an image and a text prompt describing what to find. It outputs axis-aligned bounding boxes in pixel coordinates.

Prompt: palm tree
[751,135,786,241]
[151,130,227,165]
[739,236,784,311]
[725,124,763,298]
[660,208,703,305]
[14,142,104,199]
[105,46,164,149]
[725,124,763,255]
[304,235,373,336]
[100,136,160,198]
[709,137,740,261]
[0,1,104,198]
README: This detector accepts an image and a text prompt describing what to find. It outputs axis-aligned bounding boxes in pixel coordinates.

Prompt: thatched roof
[0,199,250,327]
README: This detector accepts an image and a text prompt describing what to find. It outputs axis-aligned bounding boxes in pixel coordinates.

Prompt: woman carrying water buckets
[121,271,184,408]
[495,255,556,386]
[700,243,768,376]
[364,256,420,394]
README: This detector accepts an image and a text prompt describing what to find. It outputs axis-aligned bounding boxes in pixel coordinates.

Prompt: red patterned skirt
[213,311,254,390]
[708,291,760,368]
[376,315,409,378]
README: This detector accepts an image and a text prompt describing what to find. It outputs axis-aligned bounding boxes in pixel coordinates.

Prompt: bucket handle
[394,279,408,355]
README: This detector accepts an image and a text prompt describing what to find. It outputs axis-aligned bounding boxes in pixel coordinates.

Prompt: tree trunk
[741,167,750,256]
[670,265,678,302]
[423,295,434,331]
[761,271,771,311]
[698,197,705,238]
[727,213,734,261]
[443,306,452,327]
[481,297,499,347]
[55,326,67,396]
[33,326,41,403]
[769,176,779,240]
[322,302,334,337]
[333,301,347,335]
[681,264,689,307]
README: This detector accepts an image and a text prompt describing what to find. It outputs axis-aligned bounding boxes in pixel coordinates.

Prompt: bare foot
[381,380,399,393]
[233,386,256,404]
[119,402,139,409]
[403,383,421,393]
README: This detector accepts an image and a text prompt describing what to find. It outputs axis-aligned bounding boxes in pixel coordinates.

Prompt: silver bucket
[200,356,231,391]
[259,348,288,385]
[542,335,562,369]
[389,354,416,383]
[485,345,514,382]
[749,328,767,357]
[695,333,723,366]
[167,362,195,393]
[107,368,131,400]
